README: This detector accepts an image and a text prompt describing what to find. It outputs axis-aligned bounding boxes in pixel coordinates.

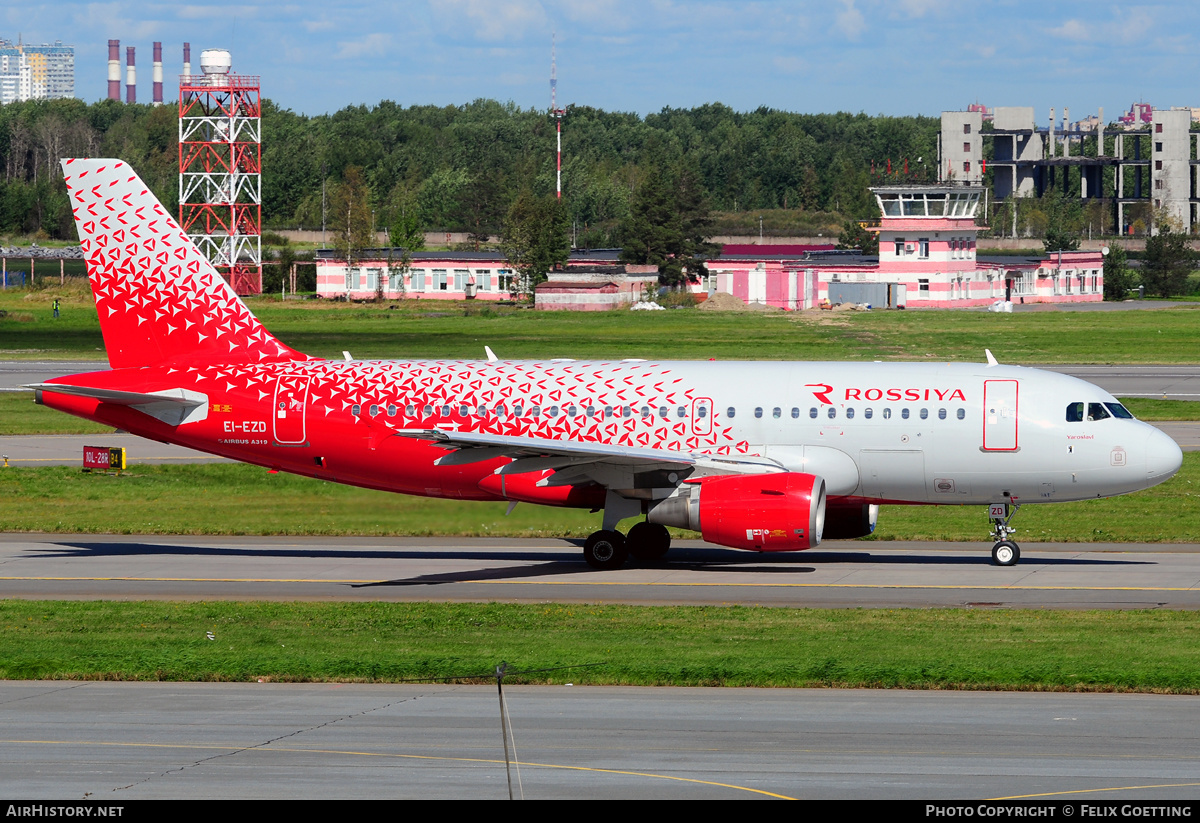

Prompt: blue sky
[5,1,1197,119]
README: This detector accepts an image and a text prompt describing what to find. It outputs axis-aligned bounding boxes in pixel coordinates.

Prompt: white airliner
[32,159,1184,570]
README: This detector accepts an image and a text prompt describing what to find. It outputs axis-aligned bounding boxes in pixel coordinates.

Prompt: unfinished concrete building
[940,106,1200,235]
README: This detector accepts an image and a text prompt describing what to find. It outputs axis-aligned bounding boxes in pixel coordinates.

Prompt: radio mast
[551,34,564,199]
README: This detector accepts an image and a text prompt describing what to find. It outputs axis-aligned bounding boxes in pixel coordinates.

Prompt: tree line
[0,96,937,241]
[1,96,1194,295]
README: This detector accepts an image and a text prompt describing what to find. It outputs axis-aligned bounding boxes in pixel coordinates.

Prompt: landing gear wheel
[626,521,671,563]
[584,530,628,570]
[991,540,1020,566]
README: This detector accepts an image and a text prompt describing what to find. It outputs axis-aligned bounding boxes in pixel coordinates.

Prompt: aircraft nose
[1144,426,1183,483]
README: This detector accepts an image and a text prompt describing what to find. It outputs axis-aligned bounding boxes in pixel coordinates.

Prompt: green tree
[620,164,720,287]
[1141,226,1197,298]
[1040,190,1082,252]
[1102,244,1135,301]
[836,220,879,255]
[330,166,374,267]
[499,189,569,294]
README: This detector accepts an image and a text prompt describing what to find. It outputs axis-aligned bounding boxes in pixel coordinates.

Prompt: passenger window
[530,406,541,417]
[387,404,397,417]
[1087,403,1110,421]
[440,405,450,417]
[548,405,559,417]
[567,405,576,416]
[406,404,415,416]
[643,406,652,418]
[623,406,632,418]
[477,405,488,416]
[883,408,892,419]
[586,406,595,418]
[772,407,781,419]
[370,404,379,416]
[846,408,855,419]
[513,405,523,417]
[827,407,836,419]
[809,407,818,419]
[791,408,800,419]
[697,406,707,419]
[459,405,469,416]
[606,406,614,418]
[864,408,873,419]
[919,408,928,420]
[352,404,362,416]
[901,408,910,420]
[659,406,668,418]
[1066,402,1084,423]
[755,407,763,418]
[727,407,736,418]
[957,408,965,420]
[938,408,946,420]
[423,404,433,416]
[677,406,687,418]
[495,405,506,416]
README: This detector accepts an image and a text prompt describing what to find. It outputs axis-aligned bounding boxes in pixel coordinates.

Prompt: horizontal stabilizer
[27,383,209,427]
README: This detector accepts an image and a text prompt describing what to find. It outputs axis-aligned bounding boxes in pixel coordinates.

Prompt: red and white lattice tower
[178,48,262,295]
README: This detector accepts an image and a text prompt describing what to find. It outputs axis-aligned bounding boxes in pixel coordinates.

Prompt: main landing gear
[988,502,1022,566]
[583,522,672,570]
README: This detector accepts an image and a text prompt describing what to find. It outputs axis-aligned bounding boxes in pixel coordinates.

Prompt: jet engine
[647,472,826,551]
[822,501,879,540]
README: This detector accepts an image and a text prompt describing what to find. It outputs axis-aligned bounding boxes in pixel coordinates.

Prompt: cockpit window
[1087,402,1110,421]
[1105,402,1135,420]
[1066,402,1084,423]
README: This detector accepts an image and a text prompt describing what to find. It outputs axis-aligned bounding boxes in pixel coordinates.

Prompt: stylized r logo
[806,383,833,405]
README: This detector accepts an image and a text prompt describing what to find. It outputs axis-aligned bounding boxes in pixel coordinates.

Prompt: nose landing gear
[988,502,1021,566]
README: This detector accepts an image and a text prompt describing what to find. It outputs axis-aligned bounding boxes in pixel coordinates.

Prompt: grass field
[5,282,1200,363]
[1,453,1196,542]
[3,600,1199,691]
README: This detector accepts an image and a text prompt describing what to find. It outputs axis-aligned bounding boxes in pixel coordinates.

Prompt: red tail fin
[62,158,309,369]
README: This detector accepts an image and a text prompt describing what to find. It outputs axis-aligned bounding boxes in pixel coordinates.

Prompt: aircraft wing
[393,428,783,486]
[25,383,209,427]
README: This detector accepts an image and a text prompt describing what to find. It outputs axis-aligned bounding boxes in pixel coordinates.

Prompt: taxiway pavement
[4,534,1200,609]
[4,682,1200,799]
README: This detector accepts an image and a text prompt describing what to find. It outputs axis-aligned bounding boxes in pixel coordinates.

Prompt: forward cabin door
[273,374,310,445]
[982,379,1019,451]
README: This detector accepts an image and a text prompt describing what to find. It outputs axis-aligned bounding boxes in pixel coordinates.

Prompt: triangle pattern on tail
[62,158,310,369]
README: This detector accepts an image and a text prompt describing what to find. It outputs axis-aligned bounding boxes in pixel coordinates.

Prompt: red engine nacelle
[648,472,827,552]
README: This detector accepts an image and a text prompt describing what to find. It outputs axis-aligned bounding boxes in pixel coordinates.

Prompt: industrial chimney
[107,40,120,100]
[152,42,162,105]
[183,42,191,78]
[125,46,135,104]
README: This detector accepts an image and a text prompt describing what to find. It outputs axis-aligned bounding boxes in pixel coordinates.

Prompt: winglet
[485,346,498,362]
[985,349,999,367]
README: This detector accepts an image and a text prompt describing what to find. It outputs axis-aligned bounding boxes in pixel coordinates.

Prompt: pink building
[701,186,1103,308]
[315,190,1103,309]
[316,251,521,301]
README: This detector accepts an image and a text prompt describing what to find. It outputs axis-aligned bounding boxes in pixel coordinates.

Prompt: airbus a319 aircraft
[31,159,1183,569]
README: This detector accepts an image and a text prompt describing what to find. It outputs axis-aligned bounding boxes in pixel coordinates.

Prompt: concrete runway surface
[4,682,1200,800]
[5,534,1200,609]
